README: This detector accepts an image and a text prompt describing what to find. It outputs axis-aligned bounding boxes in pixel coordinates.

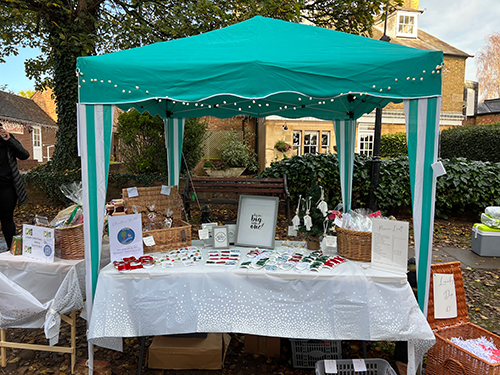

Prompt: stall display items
[48,204,84,259]
[122,186,191,252]
[426,261,500,375]
[112,247,204,270]
[10,235,22,255]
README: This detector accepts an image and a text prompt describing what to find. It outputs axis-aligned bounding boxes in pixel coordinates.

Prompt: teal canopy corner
[77,17,444,361]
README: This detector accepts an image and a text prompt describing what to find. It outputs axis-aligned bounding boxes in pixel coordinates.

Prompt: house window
[292,131,302,156]
[321,131,330,153]
[397,11,418,38]
[358,130,374,157]
[303,131,319,154]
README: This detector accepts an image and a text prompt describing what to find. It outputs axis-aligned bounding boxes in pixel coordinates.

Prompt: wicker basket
[54,223,85,260]
[426,261,500,375]
[335,226,372,262]
[122,186,191,253]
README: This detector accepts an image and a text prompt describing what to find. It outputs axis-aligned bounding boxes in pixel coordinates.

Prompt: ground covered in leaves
[1,204,498,375]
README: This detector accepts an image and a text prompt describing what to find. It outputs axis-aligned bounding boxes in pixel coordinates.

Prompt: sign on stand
[371,219,409,274]
[108,214,144,262]
[22,224,55,263]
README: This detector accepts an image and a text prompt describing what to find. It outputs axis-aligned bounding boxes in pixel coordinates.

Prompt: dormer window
[396,11,418,38]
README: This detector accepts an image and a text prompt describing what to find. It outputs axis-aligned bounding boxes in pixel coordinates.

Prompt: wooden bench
[182,175,291,221]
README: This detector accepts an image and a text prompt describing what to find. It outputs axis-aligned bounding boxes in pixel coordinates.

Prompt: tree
[477,31,500,102]
[1,0,401,171]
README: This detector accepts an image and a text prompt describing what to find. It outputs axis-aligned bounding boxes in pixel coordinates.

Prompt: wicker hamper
[426,261,500,375]
[54,223,85,259]
[335,226,372,262]
[122,186,191,253]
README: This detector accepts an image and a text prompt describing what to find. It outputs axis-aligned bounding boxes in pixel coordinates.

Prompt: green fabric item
[474,223,500,232]
[77,16,443,121]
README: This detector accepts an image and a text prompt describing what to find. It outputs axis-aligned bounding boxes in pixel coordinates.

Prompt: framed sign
[235,195,279,249]
[213,226,229,249]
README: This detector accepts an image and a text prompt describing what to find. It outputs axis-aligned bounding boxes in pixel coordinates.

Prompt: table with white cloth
[0,252,86,372]
[88,241,435,374]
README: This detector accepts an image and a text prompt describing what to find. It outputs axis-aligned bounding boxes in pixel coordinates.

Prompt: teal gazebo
[77,14,444,370]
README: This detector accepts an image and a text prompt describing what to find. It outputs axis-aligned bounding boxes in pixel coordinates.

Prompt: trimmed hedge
[440,124,500,163]
[380,132,408,158]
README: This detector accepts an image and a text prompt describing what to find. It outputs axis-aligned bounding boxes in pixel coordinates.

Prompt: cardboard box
[148,333,230,370]
[244,335,281,357]
[471,223,500,256]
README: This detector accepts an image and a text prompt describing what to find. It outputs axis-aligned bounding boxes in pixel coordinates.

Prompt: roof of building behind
[0,90,57,127]
[478,98,500,114]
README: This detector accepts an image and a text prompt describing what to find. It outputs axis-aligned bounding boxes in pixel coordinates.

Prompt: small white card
[198,229,209,240]
[352,359,367,372]
[324,360,337,374]
[325,235,337,247]
[127,187,139,198]
[432,161,447,177]
[160,185,171,195]
[334,217,343,228]
[433,273,458,319]
[288,226,297,236]
[143,236,156,247]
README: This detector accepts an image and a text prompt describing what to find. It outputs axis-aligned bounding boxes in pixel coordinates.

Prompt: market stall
[76,15,444,373]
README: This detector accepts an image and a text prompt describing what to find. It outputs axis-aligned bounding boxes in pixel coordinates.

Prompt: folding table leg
[137,336,146,375]
[1,329,6,367]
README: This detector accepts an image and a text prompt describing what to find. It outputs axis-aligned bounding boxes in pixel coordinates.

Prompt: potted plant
[204,131,258,177]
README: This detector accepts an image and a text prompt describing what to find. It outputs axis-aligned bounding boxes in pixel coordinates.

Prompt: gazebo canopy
[77,16,443,120]
[76,18,444,363]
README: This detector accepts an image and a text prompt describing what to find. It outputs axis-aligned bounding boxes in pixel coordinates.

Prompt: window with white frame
[396,11,418,38]
[292,131,302,156]
[321,131,330,153]
[303,131,319,154]
[358,130,374,157]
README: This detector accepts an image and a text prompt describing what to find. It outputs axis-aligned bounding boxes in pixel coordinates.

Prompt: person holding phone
[0,123,30,251]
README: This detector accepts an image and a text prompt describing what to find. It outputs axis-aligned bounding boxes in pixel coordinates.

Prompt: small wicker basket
[54,223,85,260]
[426,261,500,375]
[335,226,372,262]
[122,186,191,253]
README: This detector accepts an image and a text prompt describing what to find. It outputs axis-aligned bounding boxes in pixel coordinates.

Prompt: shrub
[440,123,500,163]
[380,132,408,158]
[218,131,258,173]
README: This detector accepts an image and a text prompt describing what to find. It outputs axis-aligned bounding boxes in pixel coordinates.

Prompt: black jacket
[3,134,30,206]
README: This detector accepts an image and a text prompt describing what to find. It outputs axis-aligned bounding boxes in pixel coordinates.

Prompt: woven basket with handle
[335,226,372,262]
[53,223,85,260]
[122,186,191,253]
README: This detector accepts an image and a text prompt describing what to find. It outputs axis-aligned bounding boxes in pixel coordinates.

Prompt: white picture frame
[235,195,279,249]
[213,226,229,249]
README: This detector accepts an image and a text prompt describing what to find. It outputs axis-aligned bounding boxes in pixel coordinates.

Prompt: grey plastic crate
[315,359,397,375]
[290,339,342,368]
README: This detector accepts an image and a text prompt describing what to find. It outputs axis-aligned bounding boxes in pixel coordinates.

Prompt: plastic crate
[315,359,397,375]
[290,339,341,368]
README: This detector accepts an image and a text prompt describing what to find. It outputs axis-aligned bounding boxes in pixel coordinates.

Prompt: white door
[32,126,43,162]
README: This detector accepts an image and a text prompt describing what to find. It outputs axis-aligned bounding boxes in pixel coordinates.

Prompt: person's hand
[0,127,10,141]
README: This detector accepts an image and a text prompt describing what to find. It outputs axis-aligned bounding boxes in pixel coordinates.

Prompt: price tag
[198,229,209,240]
[325,235,337,247]
[288,226,297,236]
[324,360,337,374]
[334,217,343,228]
[352,359,367,372]
[143,236,156,247]
[160,185,172,195]
[127,187,139,198]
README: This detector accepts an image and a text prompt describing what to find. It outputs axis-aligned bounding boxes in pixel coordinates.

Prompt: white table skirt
[88,241,435,373]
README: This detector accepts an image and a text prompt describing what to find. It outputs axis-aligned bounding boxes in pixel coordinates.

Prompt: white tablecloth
[88,241,435,373]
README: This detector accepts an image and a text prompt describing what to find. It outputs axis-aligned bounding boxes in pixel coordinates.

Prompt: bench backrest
[187,177,286,195]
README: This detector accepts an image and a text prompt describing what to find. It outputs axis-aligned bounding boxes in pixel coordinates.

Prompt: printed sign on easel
[22,224,55,263]
[371,219,409,274]
[108,214,144,262]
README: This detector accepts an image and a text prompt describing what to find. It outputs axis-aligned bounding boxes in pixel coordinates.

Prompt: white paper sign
[325,235,337,247]
[127,187,139,198]
[198,228,209,240]
[334,217,343,228]
[108,214,144,262]
[143,236,156,247]
[22,224,55,263]
[288,225,298,236]
[324,360,337,374]
[160,185,171,195]
[433,273,458,319]
[352,359,367,372]
[432,161,447,177]
[371,219,409,274]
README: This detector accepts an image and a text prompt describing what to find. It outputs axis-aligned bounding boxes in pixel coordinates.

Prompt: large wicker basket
[335,226,372,262]
[54,223,85,260]
[426,261,500,375]
[122,186,191,253]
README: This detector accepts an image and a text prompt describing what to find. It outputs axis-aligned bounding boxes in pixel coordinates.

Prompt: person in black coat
[0,123,30,250]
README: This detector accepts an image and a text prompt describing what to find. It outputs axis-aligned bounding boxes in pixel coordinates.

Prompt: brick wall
[441,56,466,113]
[32,89,57,122]
[463,113,500,126]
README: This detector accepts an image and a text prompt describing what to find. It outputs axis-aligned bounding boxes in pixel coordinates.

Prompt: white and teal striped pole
[334,118,357,213]
[164,117,185,186]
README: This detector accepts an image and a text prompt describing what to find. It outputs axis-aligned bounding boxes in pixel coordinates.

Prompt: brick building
[463,98,500,126]
[0,90,58,170]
